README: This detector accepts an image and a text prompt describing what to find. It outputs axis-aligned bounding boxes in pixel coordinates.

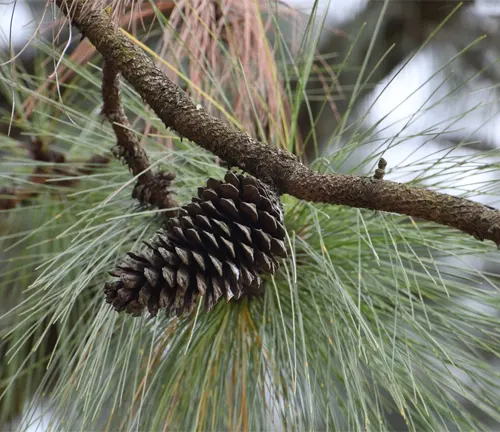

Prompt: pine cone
[104,171,287,317]
[132,171,177,212]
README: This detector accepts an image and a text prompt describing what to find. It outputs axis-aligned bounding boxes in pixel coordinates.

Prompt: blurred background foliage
[0,0,499,430]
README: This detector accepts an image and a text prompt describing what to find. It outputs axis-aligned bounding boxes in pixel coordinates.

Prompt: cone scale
[104,171,287,317]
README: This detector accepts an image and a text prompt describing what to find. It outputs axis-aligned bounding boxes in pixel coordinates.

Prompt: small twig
[0,143,110,210]
[373,158,387,180]
[55,0,500,248]
[0,186,21,210]
[101,61,178,214]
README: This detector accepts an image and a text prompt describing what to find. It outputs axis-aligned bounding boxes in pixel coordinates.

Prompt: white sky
[285,0,367,24]
[0,0,34,50]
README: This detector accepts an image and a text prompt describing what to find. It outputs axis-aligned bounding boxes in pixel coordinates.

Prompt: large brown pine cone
[104,171,287,318]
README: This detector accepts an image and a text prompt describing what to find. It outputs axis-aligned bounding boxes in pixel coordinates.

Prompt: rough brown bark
[55,0,500,247]
[101,61,177,212]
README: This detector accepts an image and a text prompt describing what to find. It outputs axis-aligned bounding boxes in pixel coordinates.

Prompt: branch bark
[55,0,500,247]
[101,61,177,213]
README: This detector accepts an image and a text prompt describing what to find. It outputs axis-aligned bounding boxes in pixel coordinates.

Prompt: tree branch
[0,139,110,210]
[101,60,177,213]
[55,0,500,247]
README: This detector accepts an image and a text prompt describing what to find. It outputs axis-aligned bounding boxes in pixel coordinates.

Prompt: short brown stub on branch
[374,158,387,180]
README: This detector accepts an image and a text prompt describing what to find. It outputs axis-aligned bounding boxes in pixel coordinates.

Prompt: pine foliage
[0,1,499,430]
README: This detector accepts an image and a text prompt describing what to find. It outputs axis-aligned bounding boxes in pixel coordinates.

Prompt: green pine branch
[0,0,499,430]
[56,0,500,248]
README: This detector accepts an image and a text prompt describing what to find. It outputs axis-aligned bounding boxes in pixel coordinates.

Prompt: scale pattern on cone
[104,171,287,317]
